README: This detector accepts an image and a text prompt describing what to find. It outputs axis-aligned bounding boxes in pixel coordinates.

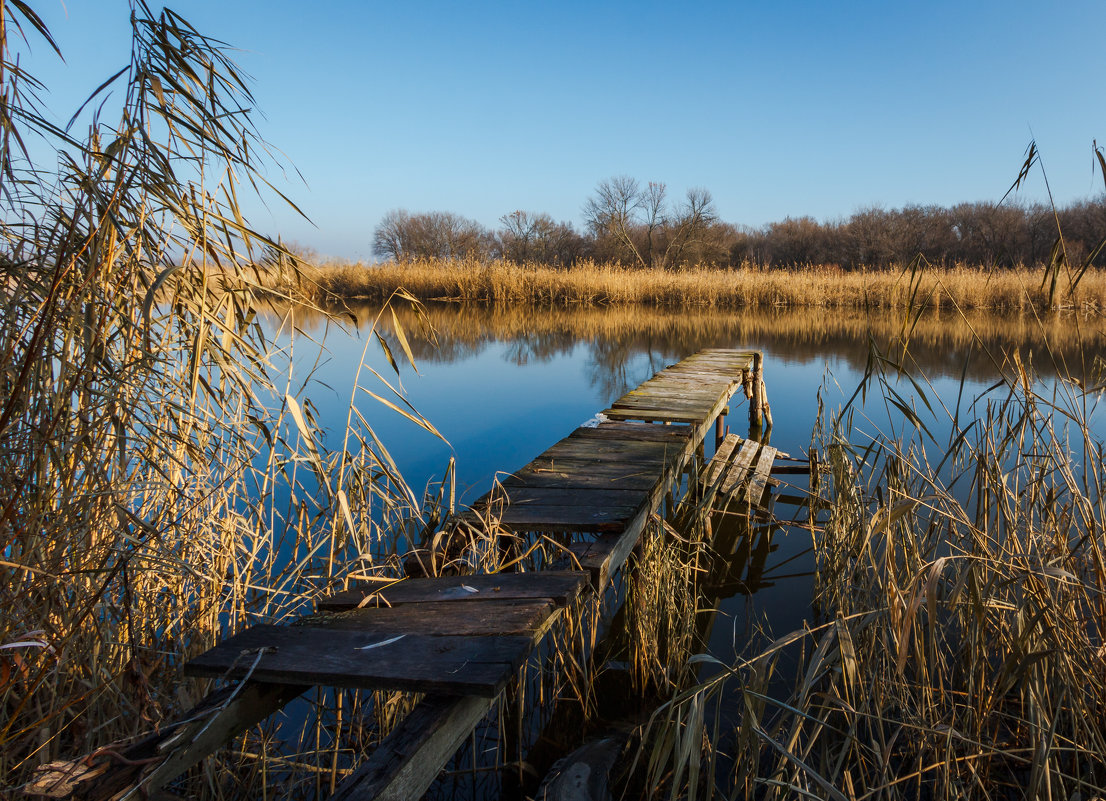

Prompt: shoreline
[265,257,1106,312]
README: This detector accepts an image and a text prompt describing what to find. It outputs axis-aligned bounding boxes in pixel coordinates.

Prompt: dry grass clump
[625,516,709,696]
[281,257,1106,312]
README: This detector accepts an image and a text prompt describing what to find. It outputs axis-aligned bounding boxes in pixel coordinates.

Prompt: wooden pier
[61,349,781,801]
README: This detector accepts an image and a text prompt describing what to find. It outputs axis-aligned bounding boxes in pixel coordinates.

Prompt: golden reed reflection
[264,300,1106,389]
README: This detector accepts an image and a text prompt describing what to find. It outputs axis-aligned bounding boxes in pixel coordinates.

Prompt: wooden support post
[68,681,307,800]
[326,694,496,801]
[759,380,773,432]
[749,352,764,430]
[715,411,725,449]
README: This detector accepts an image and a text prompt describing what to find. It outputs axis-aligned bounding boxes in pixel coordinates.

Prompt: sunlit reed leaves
[0,4,443,795]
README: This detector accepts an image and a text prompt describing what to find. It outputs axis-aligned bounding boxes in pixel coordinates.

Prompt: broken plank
[704,433,740,488]
[720,439,759,496]
[746,445,778,507]
[185,626,533,697]
[565,533,621,585]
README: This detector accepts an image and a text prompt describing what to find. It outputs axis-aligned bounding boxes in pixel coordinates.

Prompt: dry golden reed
[636,330,1106,801]
[275,256,1106,312]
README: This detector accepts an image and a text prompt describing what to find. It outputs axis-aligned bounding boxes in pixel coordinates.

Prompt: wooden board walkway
[65,349,768,801]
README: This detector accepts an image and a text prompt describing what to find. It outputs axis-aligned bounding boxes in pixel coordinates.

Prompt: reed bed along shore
[275,257,1106,312]
[632,343,1106,801]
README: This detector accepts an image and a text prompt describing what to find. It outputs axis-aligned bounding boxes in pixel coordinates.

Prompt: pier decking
[66,349,779,801]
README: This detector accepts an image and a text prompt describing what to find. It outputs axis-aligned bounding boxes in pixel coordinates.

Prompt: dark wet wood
[770,463,812,474]
[300,600,556,637]
[566,533,621,585]
[476,486,647,509]
[185,626,533,697]
[327,694,495,801]
[501,467,658,491]
[477,504,639,533]
[318,570,587,611]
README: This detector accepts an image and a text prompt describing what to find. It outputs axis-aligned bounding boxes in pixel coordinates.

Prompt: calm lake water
[267,301,1106,669]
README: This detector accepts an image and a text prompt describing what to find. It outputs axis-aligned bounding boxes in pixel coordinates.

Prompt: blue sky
[25,1,1106,260]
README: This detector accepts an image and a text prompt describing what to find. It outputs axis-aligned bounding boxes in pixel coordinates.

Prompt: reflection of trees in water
[272,301,1106,393]
[501,331,577,366]
[585,337,639,401]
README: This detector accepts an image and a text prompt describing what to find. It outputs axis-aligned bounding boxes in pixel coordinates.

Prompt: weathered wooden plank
[538,442,679,463]
[318,570,587,611]
[681,351,755,364]
[657,375,740,389]
[518,449,675,471]
[618,387,724,401]
[471,504,638,533]
[500,467,659,491]
[610,397,719,412]
[520,438,677,458]
[602,408,704,423]
[509,458,669,479]
[746,445,778,507]
[473,486,647,509]
[673,356,751,368]
[298,600,555,637]
[185,626,533,697]
[633,376,736,392]
[569,423,693,443]
[664,362,746,374]
[623,378,727,391]
[720,439,760,496]
[697,348,758,356]
[325,694,496,801]
[704,433,740,488]
[679,358,752,369]
[566,533,620,585]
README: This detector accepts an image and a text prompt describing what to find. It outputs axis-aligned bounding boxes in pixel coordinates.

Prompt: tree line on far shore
[370,176,1106,270]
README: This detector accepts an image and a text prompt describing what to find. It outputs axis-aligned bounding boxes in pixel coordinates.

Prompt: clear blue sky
[25,1,1106,260]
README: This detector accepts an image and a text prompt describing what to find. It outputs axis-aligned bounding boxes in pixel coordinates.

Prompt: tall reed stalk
[0,4,441,795]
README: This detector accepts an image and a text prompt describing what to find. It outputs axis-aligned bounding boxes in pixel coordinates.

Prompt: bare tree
[583,178,720,269]
[583,176,649,268]
[496,211,587,266]
[662,187,720,267]
[373,210,490,261]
